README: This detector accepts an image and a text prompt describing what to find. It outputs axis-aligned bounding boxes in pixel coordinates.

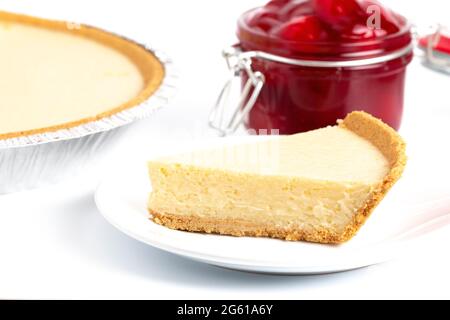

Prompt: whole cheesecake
[0,11,164,140]
[148,112,406,244]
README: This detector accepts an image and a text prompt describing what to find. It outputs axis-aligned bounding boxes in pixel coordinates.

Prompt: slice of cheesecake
[147,112,406,244]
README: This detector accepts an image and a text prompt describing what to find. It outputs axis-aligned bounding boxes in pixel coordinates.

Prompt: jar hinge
[208,47,265,137]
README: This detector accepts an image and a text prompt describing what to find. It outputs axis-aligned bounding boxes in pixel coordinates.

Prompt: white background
[0,0,449,299]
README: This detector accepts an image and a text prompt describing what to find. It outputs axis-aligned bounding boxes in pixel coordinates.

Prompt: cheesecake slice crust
[148,112,406,244]
[335,112,406,242]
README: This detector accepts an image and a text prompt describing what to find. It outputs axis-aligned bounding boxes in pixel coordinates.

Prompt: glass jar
[210,1,414,135]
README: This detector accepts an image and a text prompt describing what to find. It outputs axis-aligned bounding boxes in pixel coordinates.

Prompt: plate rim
[93,163,417,274]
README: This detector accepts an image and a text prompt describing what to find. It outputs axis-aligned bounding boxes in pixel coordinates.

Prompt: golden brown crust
[0,11,164,140]
[150,210,343,244]
[149,111,407,244]
[337,111,407,242]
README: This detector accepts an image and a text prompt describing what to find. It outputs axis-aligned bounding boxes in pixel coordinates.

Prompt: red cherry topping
[281,0,315,20]
[265,0,291,9]
[246,0,404,42]
[256,18,280,33]
[272,15,330,42]
[247,8,281,33]
[312,0,365,31]
[340,23,388,40]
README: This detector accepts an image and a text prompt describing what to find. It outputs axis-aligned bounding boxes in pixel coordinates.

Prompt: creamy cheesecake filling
[0,21,144,135]
[149,164,377,235]
[149,126,390,235]
[156,126,389,183]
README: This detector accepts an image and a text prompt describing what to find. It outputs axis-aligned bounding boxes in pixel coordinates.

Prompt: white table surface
[0,0,449,299]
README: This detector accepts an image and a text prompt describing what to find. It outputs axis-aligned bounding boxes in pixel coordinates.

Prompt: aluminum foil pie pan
[0,44,177,194]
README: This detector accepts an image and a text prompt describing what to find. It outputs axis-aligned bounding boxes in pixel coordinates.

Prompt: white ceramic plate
[94,138,450,275]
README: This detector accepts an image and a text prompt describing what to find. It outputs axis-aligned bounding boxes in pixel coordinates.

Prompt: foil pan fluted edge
[0,128,125,193]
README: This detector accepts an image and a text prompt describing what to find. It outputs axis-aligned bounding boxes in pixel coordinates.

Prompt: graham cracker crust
[337,111,407,243]
[149,111,407,244]
[150,210,343,244]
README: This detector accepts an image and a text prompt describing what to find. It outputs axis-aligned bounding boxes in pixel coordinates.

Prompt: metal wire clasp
[208,47,265,136]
